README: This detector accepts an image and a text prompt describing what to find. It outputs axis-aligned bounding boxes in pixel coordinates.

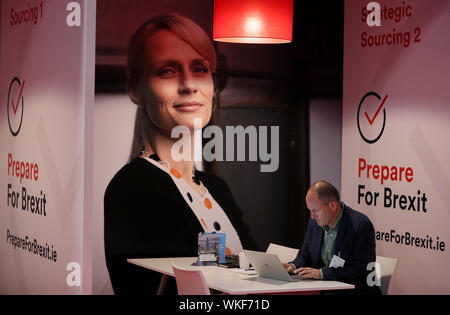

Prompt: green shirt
[319,206,343,279]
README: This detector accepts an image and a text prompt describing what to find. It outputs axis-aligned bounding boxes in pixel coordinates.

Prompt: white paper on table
[227,268,258,275]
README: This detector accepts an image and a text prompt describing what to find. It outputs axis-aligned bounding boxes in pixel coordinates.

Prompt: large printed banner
[342,0,450,294]
[0,0,95,294]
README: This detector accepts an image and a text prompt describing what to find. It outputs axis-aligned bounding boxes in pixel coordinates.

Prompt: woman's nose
[178,73,197,94]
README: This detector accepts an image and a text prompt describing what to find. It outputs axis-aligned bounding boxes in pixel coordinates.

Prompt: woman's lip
[173,102,203,112]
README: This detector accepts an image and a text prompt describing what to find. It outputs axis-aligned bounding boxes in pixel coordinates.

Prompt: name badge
[329,255,345,268]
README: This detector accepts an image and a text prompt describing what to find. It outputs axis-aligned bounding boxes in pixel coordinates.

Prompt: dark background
[95,0,344,251]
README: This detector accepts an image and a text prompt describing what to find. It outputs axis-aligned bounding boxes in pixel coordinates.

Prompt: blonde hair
[127,13,217,162]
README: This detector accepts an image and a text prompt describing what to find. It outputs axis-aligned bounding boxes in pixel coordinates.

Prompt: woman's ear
[129,79,150,108]
[128,86,141,105]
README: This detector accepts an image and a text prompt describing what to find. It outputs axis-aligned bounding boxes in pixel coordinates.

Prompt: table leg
[157,274,169,295]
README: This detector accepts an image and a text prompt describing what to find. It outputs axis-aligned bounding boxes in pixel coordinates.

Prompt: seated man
[284,180,381,295]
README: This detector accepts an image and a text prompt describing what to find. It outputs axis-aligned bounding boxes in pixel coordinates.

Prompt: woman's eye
[158,68,176,78]
[194,66,209,74]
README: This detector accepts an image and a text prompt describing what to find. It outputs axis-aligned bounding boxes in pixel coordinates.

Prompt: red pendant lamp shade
[213,0,293,44]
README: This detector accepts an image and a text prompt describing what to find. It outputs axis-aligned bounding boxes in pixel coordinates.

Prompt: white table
[127,257,355,295]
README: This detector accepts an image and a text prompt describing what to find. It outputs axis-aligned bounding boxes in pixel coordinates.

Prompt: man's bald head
[309,180,340,205]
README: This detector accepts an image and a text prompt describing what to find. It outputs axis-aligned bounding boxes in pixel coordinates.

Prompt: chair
[171,262,211,295]
[375,256,398,295]
[266,243,299,263]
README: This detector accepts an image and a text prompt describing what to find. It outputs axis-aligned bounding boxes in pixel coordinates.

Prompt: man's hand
[283,263,295,273]
[294,267,321,279]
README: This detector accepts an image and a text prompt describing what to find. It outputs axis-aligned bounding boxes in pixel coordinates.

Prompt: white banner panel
[342,0,450,294]
[0,0,95,294]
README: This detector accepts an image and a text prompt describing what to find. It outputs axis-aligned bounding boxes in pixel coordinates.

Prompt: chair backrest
[171,262,211,295]
[266,243,299,263]
[375,256,398,295]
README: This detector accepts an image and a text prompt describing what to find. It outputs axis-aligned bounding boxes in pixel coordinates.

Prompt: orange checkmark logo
[364,94,387,125]
[11,80,25,115]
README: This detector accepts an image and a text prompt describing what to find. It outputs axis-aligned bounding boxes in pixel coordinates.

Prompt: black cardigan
[104,158,256,295]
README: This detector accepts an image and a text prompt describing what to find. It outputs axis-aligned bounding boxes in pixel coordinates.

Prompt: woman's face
[143,29,214,133]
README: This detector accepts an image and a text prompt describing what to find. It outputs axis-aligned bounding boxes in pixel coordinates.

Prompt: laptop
[243,250,307,282]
